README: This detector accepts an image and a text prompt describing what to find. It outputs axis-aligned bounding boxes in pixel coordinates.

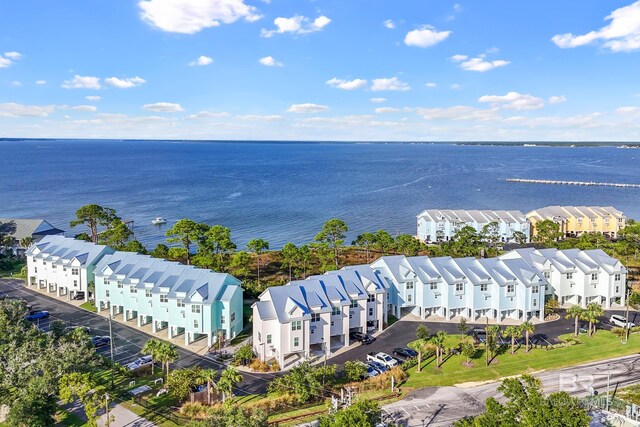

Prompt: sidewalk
[96,403,157,427]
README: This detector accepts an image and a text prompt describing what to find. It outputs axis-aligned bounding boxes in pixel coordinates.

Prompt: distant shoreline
[1,138,639,148]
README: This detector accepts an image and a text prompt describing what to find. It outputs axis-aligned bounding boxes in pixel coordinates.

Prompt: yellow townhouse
[527,206,626,239]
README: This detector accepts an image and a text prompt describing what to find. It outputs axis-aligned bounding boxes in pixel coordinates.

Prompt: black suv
[349,331,373,344]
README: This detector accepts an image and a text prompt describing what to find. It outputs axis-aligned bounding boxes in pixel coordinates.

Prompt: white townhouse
[417,209,530,243]
[26,235,114,301]
[252,265,388,369]
[500,248,627,308]
[94,251,243,347]
[372,255,547,323]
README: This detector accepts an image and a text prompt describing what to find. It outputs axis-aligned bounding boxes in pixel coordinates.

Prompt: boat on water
[151,217,167,225]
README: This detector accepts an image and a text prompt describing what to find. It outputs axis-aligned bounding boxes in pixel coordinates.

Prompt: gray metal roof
[27,235,110,267]
[0,218,64,246]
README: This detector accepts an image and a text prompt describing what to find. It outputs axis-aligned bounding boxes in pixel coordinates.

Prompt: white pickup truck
[367,352,398,369]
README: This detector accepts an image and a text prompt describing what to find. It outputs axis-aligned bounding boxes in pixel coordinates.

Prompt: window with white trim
[231,313,235,322]
[221,314,225,324]
[533,299,537,307]
[591,273,598,281]
[291,320,302,331]
[130,286,137,294]
[480,284,488,292]
[293,337,299,347]
[615,274,621,281]
[311,313,320,323]
[117,281,123,288]
[105,290,110,297]
[191,304,201,313]
[430,283,437,290]
[407,294,412,302]
[331,307,341,316]
[72,268,79,275]
[52,264,56,269]
[193,319,199,328]
[367,294,375,302]
[145,289,152,298]
[543,272,550,279]
[406,282,414,290]
[455,283,464,292]
[368,307,374,316]
[159,294,168,303]
[104,279,110,285]
[507,284,515,293]
[350,299,358,308]
[532,285,539,294]
[566,273,573,280]
[266,334,272,344]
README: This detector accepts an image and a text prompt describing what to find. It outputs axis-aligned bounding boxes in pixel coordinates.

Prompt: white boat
[151,217,167,225]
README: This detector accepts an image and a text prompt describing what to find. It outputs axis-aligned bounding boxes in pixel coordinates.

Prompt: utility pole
[624,287,631,342]
[485,316,489,366]
[607,371,611,411]
[108,314,115,389]
[105,393,111,427]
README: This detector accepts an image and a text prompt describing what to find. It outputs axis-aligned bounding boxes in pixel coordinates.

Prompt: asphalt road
[0,278,274,395]
[330,308,635,367]
[382,354,640,426]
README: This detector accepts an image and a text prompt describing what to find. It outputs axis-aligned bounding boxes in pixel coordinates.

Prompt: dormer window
[367,294,375,303]
[104,279,110,285]
[52,264,56,269]
[130,286,137,294]
[406,282,414,290]
[455,283,464,293]
[350,299,358,308]
[191,304,201,314]
[615,274,621,281]
[145,289,152,298]
[532,285,539,294]
[430,283,438,290]
[291,320,302,331]
[72,268,79,275]
[331,307,341,316]
[480,284,488,292]
[176,299,185,308]
[159,294,168,303]
[566,273,573,280]
[507,284,515,293]
[117,281,123,288]
[311,313,320,323]
[544,272,550,279]
[591,273,598,281]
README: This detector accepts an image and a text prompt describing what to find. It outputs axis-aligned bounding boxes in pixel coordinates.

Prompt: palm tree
[157,342,178,378]
[585,303,604,337]
[19,236,34,249]
[412,325,430,372]
[217,367,243,402]
[141,338,162,375]
[431,330,448,368]
[195,368,218,405]
[457,318,469,339]
[521,321,535,352]
[565,305,585,337]
[503,325,521,355]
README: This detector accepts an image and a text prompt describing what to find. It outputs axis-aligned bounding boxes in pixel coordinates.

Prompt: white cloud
[35,80,47,85]
[451,83,462,90]
[552,1,640,52]
[104,76,146,89]
[237,114,284,121]
[548,95,567,104]
[287,103,329,113]
[142,102,185,112]
[0,102,56,117]
[259,56,283,67]
[326,77,367,90]
[453,3,462,13]
[72,105,97,112]
[451,54,510,72]
[187,111,231,119]
[371,77,411,92]
[616,106,640,114]
[260,15,331,37]
[478,91,545,110]
[4,51,22,60]
[416,105,499,121]
[189,55,214,66]
[85,96,102,102]
[62,75,102,89]
[0,51,23,68]
[425,82,437,88]
[383,19,395,29]
[11,81,22,87]
[404,26,451,48]
[370,97,386,103]
[138,0,261,34]
[375,107,400,114]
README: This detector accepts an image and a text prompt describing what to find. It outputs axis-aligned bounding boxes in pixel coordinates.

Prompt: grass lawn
[0,259,26,278]
[80,301,97,312]
[617,384,640,405]
[230,303,253,345]
[403,331,640,389]
[55,409,87,426]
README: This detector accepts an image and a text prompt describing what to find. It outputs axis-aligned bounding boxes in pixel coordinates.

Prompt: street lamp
[108,313,115,389]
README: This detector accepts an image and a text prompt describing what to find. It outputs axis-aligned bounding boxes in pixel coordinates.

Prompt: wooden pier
[506,178,640,188]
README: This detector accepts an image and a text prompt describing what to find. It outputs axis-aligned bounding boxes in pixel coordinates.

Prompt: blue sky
[1,0,640,141]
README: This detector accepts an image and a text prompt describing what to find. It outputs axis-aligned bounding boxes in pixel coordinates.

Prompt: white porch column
[152,320,157,333]
[168,326,173,339]
[304,319,310,358]
[137,315,142,327]
[207,333,212,348]
[342,304,350,347]
[96,300,102,312]
[184,332,190,346]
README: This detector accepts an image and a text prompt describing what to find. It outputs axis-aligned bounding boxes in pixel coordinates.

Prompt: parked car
[367,352,398,369]
[367,361,388,373]
[25,310,49,321]
[72,292,85,301]
[610,314,635,328]
[472,328,487,343]
[365,363,380,377]
[126,355,154,371]
[393,347,417,359]
[91,336,111,348]
[349,331,374,344]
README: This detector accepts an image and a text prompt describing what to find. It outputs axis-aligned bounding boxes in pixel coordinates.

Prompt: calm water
[1,140,639,249]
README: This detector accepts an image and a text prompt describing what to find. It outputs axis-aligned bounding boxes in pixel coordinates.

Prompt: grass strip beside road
[79,300,97,312]
[403,331,640,389]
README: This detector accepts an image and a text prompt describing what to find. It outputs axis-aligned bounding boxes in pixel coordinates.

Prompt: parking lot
[330,308,635,367]
[0,278,273,395]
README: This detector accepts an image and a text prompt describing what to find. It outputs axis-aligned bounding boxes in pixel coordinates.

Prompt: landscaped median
[402,330,640,389]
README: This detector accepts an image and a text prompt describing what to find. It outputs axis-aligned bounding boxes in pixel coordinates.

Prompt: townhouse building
[417,209,530,243]
[500,248,627,308]
[26,235,114,301]
[372,254,546,323]
[94,251,243,347]
[527,206,626,238]
[252,265,388,368]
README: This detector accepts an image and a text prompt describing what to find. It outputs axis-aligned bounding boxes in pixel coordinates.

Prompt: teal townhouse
[94,251,243,347]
